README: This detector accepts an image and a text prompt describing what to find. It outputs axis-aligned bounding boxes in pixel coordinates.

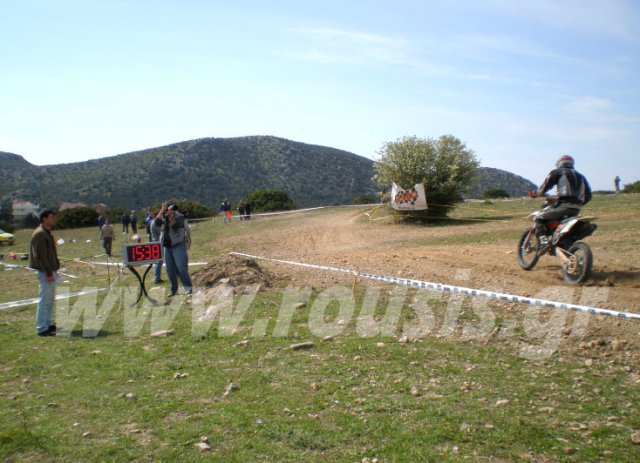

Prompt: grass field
[1,195,639,462]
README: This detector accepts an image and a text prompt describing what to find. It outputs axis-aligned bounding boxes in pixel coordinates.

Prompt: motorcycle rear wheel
[517,228,540,270]
[562,242,593,285]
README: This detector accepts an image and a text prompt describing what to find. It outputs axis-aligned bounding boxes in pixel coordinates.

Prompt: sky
[1,0,639,191]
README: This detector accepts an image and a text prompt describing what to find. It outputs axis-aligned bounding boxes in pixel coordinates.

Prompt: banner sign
[391,183,428,210]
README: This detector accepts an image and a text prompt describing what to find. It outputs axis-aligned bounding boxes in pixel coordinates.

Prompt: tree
[373,135,479,219]
[244,190,298,212]
[622,180,640,193]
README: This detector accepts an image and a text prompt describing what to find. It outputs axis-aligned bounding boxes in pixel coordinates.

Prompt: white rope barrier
[230,252,640,320]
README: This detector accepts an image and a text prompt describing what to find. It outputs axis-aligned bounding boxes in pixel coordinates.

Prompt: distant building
[12,199,40,219]
[59,202,87,211]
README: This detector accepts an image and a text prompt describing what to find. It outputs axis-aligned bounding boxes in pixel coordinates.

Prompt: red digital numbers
[126,243,162,264]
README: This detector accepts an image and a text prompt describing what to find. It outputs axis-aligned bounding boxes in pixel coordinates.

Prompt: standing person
[28,210,60,337]
[149,211,164,283]
[614,176,621,194]
[145,208,154,241]
[244,201,251,221]
[130,210,138,234]
[532,155,592,245]
[156,203,192,296]
[237,201,246,221]
[220,200,231,223]
[97,213,105,230]
[99,217,115,257]
[121,211,130,233]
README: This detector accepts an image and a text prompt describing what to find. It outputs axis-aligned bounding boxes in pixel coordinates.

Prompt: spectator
[99,217,115,257]
[145,208,154,241]
[221,200,232,224]
[130,210,138,234]
[28,210,60,336]
[121,212,130,233]
[238,201,246,221]
[155,203,192,296]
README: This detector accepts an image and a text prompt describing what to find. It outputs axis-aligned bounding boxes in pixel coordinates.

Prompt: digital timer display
[122,242,163,265]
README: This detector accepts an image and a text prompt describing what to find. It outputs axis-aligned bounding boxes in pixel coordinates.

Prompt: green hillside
[0,137,378,210]
[0,137,537,210]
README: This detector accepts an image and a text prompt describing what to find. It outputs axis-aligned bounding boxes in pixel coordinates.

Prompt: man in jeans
[155,203,192,296]
[29,210,60,336]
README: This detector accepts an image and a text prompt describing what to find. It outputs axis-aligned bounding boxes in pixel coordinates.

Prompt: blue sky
[1,0,639,191]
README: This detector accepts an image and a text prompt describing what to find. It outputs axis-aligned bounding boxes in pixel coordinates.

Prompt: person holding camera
[155,203,192,296]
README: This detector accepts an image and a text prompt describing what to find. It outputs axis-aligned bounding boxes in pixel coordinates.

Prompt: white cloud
[562,96,614,117]
[287,27,408,65]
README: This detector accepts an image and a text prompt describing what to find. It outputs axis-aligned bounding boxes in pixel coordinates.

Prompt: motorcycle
[517,196,597,284]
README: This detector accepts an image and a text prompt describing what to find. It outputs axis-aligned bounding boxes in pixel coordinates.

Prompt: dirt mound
[191,255,275,293]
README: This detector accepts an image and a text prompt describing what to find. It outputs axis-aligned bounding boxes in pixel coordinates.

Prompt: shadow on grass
[55,329,117,339]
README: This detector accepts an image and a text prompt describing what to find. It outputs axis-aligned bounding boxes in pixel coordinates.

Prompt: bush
[0,221,16,233]
[243,190,298,212]
[55,207,99,229]
[622,181,640,193]
[19,214,40,230]
[150,199,213,219]
[482,188,510,199]
[352,194,377,205]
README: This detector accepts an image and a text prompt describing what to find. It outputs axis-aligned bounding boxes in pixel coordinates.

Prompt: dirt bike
[517,196,597,284]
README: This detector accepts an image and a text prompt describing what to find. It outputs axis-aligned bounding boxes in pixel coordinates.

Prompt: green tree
[373,135,479,219]
[622,180,640,193]
[244,190,298,212]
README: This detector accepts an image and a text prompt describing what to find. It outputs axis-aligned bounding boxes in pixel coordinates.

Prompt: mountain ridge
[0,136,536,209]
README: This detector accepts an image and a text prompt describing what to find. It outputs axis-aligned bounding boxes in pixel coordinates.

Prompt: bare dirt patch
[191,254,276,294]
[208,208,640,359]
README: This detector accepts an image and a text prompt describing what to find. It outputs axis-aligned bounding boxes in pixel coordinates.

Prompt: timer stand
[126,264,157,306]
[122,242,164,306]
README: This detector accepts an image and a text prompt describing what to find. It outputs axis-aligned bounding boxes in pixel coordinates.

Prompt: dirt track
[212,208,640,354]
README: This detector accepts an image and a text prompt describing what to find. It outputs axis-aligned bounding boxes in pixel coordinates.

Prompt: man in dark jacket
[533,155,592,237]
[29,209,60,336]
[155,203,192,296]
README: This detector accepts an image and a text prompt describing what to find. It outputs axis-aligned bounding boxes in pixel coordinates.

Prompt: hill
[0,137,378,210]
[0,137,537,210]
[467,167,537,198]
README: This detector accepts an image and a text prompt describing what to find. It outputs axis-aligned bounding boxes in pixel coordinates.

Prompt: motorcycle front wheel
[517,228,540,270]
[562,242,593,285]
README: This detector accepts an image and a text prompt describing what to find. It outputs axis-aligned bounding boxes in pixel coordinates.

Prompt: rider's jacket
[537,167,592,205]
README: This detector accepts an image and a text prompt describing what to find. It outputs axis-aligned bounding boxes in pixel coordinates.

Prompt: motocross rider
[532,155,592,240]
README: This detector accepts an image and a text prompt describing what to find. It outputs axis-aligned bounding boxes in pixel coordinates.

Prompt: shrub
[352,194,376,205]
[482,188,510,199]
[150,199,213,219]
[243,190,298,212]
[622,181,640,193]
[55,207,99,229]
[0,221,16,233]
